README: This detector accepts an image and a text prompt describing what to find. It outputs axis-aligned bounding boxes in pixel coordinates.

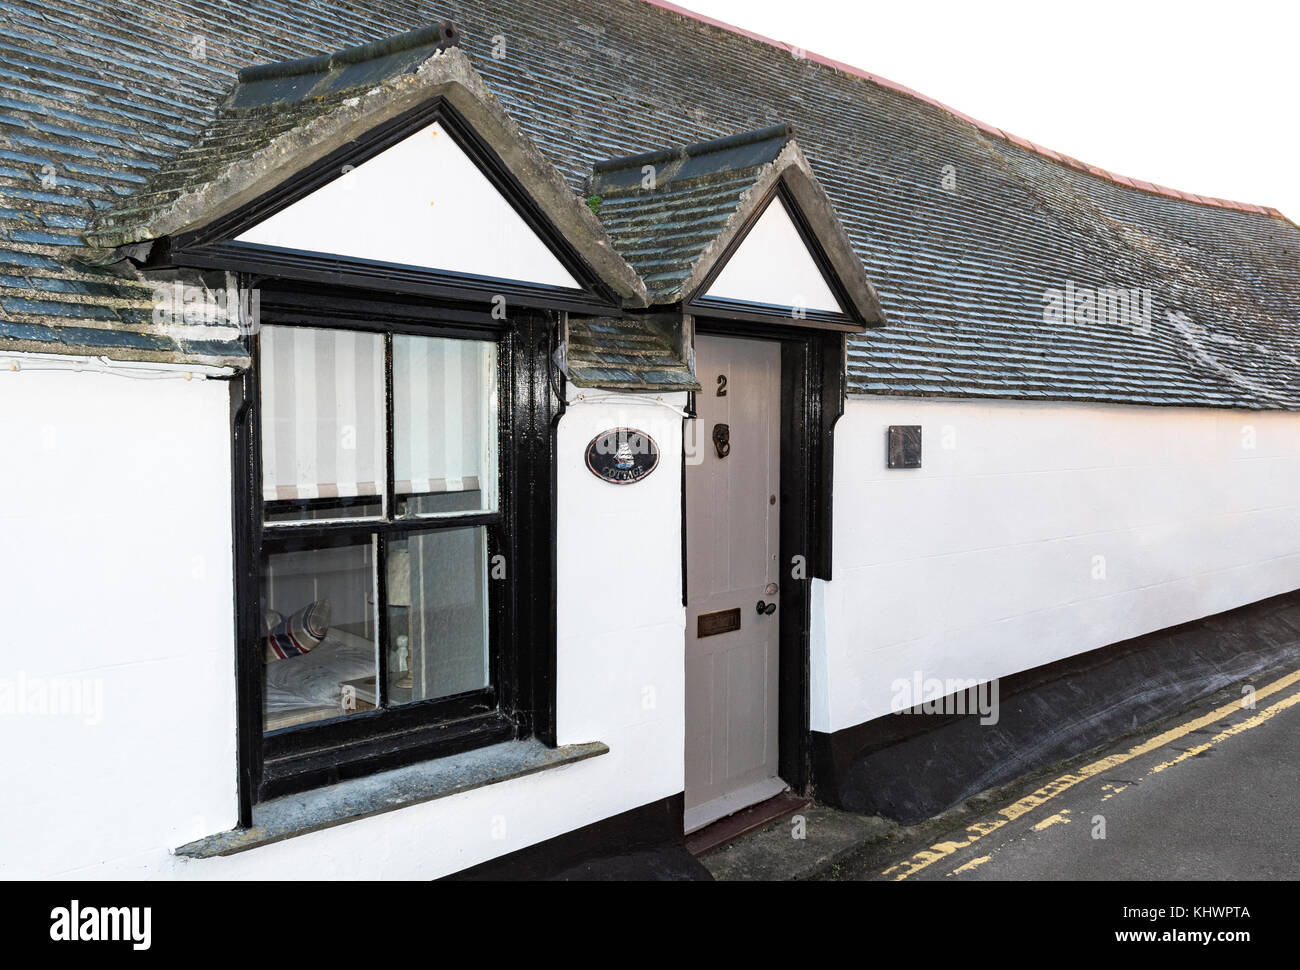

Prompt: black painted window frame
[232,285,560,810]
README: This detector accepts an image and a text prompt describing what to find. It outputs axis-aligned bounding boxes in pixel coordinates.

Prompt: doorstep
[686,792,810,856]
[176,738,608,858]
[697,802,895,881]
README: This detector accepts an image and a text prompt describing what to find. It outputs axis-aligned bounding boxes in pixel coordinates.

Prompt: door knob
[755,600,776,615]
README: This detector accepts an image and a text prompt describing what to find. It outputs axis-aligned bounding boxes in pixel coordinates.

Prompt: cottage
[1,0,1297,879]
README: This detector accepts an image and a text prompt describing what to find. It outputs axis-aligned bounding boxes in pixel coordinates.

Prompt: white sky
[668,0,1300,222]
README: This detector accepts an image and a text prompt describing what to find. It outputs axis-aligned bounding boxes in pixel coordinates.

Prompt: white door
[684,334,785,833]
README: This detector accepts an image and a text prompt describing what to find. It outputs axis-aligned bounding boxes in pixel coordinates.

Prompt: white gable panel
[704,196,843,313]
[236,121,580,289]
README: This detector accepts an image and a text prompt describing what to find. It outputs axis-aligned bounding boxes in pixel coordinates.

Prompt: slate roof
[84,24,649,307]
[588,124,788,304]
[0,0,1297,407]
[564,312,701,391]
[85,23,463,250]
[587,123,883,324]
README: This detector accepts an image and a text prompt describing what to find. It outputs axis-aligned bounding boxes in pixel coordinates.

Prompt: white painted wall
[31,369,1292,872]
[2,377,688,879]
[0,369,238,877]
[812,396,1300,733]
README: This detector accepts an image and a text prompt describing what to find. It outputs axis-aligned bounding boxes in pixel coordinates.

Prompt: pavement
[545,845,714,880]
[699,660,1300,881]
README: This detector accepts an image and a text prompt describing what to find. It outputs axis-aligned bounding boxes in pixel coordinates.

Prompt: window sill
[175,739,609,859]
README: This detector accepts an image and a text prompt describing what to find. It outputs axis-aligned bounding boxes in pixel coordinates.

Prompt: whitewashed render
[7,372,1299,876]
[811,396,1300,733]
[0,381,687,879]
[0,368,237,878]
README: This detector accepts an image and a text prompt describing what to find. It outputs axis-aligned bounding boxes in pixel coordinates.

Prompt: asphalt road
[841,664,1300,881]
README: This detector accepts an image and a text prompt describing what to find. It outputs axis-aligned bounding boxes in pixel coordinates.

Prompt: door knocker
[712,423,730,459]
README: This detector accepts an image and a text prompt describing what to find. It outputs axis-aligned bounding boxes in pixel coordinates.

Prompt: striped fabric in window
[259,326,496,506]
[393,334,494,500]
[259,325,385,503]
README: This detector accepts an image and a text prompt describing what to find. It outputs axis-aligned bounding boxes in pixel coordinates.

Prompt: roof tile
[0,0,1291,405]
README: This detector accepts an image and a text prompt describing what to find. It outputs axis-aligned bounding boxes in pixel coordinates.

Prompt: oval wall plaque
[585,428,660,485]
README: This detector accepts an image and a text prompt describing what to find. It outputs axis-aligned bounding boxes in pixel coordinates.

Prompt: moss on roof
[0,0,1294,405]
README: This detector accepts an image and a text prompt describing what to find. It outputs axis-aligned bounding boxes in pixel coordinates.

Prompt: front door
[684,333,784,833]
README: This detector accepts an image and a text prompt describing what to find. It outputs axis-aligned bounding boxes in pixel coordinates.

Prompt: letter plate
[697,608,741,638]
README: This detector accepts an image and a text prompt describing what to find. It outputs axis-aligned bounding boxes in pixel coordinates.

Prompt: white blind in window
[260,326,385,503]
[393,335,492,496]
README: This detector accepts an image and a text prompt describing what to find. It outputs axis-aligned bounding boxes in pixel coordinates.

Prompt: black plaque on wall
[887,425,922,468]
[586,428,660,485]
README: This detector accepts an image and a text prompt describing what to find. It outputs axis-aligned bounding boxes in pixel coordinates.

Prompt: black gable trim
[159,98,620,309]
[686,181,869,331]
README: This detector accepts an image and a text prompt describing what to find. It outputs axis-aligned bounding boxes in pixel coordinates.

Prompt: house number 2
[716,374,727,396]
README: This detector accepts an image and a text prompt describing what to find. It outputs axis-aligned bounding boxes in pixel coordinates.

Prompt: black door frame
[688,316,845,797]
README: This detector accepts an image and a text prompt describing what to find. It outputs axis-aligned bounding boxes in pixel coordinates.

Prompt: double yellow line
[883,666,1300,881]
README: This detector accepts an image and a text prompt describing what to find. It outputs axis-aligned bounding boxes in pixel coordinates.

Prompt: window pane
[393,335,497,518]
[262,536,378,731]
[386,527,489,704]
[260,325,386,522]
